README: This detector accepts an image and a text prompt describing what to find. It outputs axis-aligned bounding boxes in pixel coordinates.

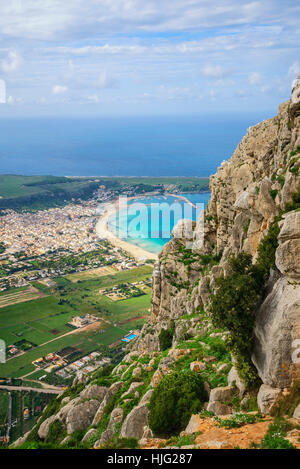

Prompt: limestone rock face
[257,384,281,414]
[119,403,150,440]
[79,384,107,401]
[92,381,123,426]
[139,389,153,406]
[291,74,300,110]
[227,366,246,396]
[206,401,232,416]
[275,211,300,278]
[97,407,124,447]
[82,428,98,443]
[66,399,100,434]
[252,276,300,388]
[209,386,235,403]
[38,415,57,440]
[206,386,235,416]
[293,403,300,419]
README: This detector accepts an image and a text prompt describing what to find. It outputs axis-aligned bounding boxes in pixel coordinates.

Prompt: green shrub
[271,379,300,417]
[149,370,207,437]
[214,412,263,429]
[256,222,280,274]
[159,322,175,351]
[259,417,295,449]
[45,420,66,444]
[209,253,262,387]
[101,437,139,449]
[270,189,278,200]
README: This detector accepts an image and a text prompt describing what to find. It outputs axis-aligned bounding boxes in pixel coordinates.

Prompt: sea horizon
[0,113,272,178]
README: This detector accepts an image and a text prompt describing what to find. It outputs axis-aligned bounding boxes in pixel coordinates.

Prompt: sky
[0,0,299,116]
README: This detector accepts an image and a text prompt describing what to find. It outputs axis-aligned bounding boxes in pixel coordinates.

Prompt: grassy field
[0,175,100,211]
[0,175,209,211]
[0,286,46,309]
[66,265,118,282]
[0,265,153,378]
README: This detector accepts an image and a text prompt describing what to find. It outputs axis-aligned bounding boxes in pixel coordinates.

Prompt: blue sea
[0,113,271,254]
[108,193,211,254]
[0,113,270,176]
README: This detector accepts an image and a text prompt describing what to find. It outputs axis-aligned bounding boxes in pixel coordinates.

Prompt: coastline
[95,197,159,261]
[95,192,203,261]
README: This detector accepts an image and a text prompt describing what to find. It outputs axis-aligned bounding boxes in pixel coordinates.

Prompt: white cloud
[52,84,68,95]
[94,71,118,89]
[200,64,230,78]
[248,72,262,85]
[87,94,99,103]
[288,61,300,79]
[0,1,299,41]
[1,50,23,73]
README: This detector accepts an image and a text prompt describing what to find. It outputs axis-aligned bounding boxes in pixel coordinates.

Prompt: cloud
[1,50,23,73]
[94,71,118,89]
[52,84,68,95]
[87,94,99,103]
[0,1,299,41]
[248,72,262,85]
[288,61,300,79]
[200,64,230,79]
[0,1,299,113]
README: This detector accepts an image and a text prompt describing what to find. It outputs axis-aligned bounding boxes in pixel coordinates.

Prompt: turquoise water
[108,192,210,254]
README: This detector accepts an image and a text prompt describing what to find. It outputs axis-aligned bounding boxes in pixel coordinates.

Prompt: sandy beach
[95,193,198,262]
[95,197,158,261]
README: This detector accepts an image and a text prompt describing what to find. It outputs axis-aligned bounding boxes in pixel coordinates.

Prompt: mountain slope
[13,77,300,450]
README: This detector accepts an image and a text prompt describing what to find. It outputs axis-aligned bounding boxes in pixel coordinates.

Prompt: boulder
[158,356,174,370]
[139,389,153,406]
[227,366,246,396]
[66,399,100,434]
[92,382,123,426]
[81,428,98,443]
[121,381,143,398]
[11,430,31,447]
[293,403,300,419]
[60,435,71,445]
[98,406,123,445]
[120,404,150,440]
[206,401,232,416]
[132,367,142,378]
[38,415,57,440]
[190,361,206,372]
[98,428,114,446]
[108,407,123,429]
[151,369,163,387]
[209,386,235,403]
[257,384,281,414]
[185,414,203,434]
[56,397,81,425]
[79,384,107,401]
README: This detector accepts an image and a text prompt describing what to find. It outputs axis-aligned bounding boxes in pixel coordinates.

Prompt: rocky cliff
[132,77,300,393]
[13,79,300,450]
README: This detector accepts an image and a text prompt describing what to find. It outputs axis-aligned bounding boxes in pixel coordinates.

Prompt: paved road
[6,392,11,439]
[0,384,61,395]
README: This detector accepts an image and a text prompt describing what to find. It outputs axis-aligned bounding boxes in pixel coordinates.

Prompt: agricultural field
[0,265,152,379]
[65,265,117,282]
[0,286,46,309]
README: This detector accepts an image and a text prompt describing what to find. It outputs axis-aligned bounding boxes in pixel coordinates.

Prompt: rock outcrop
[130,83,300,402]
